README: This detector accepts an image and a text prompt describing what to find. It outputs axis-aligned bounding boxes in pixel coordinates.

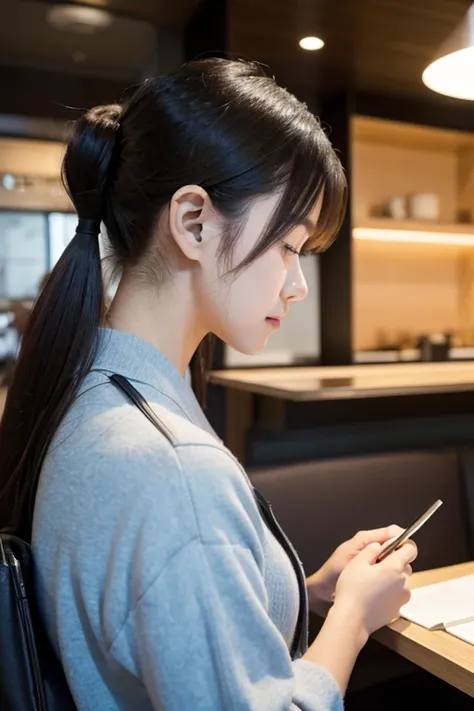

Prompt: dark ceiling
[228,0,474,101]
[0,0,473,128]
[0,0,195,126]
[48,0,199,25]
[0,0,158,81]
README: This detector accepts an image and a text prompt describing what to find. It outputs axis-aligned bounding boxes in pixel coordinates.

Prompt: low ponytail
[0,104,121,540]
[0,57,348,537]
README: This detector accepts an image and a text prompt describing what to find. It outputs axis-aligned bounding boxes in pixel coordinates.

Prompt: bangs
[272,137,348,254]
[232,127,347,273]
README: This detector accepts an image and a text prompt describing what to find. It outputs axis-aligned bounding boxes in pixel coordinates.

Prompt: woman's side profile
[0,58,416,710]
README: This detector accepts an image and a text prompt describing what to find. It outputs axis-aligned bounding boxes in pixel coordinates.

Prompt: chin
[226,333,271,356]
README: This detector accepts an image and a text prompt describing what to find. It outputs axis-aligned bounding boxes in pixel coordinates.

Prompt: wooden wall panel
[352,140,458,223]
[353,241,474,351]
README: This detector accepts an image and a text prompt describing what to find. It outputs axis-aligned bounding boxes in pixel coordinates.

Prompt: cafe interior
[2,0,474,707]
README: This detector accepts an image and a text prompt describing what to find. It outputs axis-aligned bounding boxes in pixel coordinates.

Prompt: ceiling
[0,0,194,125]
[1,0,474,127]
[0,0,191,82]
[0,0,172,81]
[45,0,199,26]
[228,0,474,101]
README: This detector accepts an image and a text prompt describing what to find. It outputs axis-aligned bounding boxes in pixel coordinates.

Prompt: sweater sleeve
[109,535,343,711]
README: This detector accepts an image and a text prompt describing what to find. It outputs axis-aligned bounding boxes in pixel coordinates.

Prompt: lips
[267,312,287,322]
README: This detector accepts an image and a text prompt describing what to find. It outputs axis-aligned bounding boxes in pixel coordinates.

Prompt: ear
[168,185,218,262]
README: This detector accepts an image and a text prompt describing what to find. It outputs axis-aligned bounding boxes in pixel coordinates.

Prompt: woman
[0,58,416,710]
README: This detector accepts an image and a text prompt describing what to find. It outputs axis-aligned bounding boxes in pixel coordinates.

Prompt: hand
[334,539,418,642]
[307,525,404,606]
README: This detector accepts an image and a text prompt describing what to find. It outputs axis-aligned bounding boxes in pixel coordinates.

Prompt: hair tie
[76,218,101,237]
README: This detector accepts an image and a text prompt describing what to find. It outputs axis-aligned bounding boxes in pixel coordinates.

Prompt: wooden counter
[374,561,474,698]
[209,361,474,402]
[210,362,474,460]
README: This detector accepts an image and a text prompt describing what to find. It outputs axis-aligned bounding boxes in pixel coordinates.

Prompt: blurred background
[2,1,474,707]
[1,0,474,373]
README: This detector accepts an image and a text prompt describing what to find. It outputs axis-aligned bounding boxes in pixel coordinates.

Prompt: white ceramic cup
[408,193,439,221]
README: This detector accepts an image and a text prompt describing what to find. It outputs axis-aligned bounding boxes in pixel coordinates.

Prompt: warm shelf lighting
[299,36,324,51]
[422,4,474,100]
[353,227,474,247]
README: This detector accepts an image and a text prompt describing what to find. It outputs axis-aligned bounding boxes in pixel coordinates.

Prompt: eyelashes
[281,241,310,257]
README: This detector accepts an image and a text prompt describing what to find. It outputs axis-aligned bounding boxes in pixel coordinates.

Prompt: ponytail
[0,57,348,538]
[0,105,121,540]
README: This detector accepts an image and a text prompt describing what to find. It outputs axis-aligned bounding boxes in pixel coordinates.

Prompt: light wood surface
[355,217,474,236]
[353,237,474,350]
[373,561,474,697]
[352,116,474,154]
[0,138,71,211]
[209,361,474,401]
[458,148,474,218]
[352,119,459,224]
[352,116,474,227]
[352,115,474,352]
[0,387,6,417]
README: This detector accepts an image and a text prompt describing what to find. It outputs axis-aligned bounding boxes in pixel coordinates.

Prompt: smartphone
[376,499,443,563]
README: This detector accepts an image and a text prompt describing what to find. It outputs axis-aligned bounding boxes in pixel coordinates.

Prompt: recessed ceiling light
[299,36,324,51]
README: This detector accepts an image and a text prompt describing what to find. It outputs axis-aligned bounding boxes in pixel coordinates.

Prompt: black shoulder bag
[0,534,77,711]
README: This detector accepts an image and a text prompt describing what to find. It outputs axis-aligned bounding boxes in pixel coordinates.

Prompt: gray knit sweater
[32,328,343,711]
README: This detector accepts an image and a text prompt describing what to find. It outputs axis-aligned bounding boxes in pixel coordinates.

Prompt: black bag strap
[251,489,308,658]
[108,372,308,659]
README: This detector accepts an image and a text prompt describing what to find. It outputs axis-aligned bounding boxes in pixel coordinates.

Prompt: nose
[281,259,308,303]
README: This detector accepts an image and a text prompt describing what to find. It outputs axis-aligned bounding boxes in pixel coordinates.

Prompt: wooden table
[209,361,474,459]
[210,361,474,401]
[373,561,474,697]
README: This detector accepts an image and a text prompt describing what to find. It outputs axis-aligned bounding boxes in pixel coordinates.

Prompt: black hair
[0,57,346,540]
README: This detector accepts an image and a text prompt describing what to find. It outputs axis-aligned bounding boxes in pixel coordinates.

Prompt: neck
[106,271,206,375]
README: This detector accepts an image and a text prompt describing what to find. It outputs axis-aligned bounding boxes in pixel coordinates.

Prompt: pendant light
[422,3,474,100]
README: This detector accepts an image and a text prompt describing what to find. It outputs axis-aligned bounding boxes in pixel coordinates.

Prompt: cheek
[224,253,286,322]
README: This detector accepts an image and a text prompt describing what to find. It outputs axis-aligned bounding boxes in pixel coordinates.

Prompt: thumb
[389,539,418,567]
[357,541,382,564]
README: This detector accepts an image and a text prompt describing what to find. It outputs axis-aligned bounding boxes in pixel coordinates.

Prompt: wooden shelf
[354,218,474,236]
[352,117,474,351]
[352,116,474,153]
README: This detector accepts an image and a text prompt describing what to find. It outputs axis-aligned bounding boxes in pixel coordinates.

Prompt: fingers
[385,524,405,540]
[401,586,411,606]
[354,524,404,547]
[357,541,383,564]
[386,539,418,569]
[401,539,418,563]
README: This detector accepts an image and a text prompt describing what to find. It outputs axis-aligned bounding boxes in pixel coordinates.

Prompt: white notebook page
[399,573,474,630]
[447,620,474,645]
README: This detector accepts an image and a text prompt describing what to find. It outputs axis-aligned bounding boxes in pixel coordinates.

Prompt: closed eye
[281,241,310,257]
[281,241,300,255]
